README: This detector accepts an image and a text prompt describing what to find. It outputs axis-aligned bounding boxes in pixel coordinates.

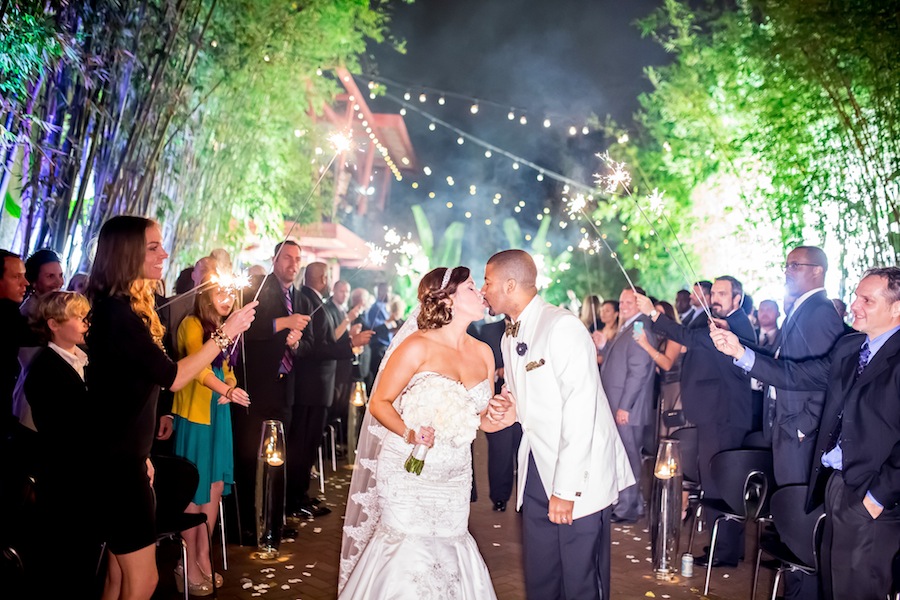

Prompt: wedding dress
[338,371,498,599]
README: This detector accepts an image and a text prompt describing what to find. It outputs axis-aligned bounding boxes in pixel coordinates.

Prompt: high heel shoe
[174,564,214,596]
[196,561,223,588]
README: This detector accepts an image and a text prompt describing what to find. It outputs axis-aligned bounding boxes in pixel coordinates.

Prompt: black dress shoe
[693,553,739,568]
[610,514,638,524]
[295,505,332,518]
[492,501,507,512]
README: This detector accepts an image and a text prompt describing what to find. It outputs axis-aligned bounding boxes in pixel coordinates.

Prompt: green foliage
[622,0,900,292]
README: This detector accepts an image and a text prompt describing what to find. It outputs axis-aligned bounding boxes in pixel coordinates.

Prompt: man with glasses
[711,267,900,600]
[749,246,846,599]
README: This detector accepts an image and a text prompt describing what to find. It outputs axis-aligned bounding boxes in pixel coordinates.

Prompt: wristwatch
[649,309,659,320]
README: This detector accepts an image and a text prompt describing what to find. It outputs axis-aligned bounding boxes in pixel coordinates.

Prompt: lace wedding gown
[339,371,498,600]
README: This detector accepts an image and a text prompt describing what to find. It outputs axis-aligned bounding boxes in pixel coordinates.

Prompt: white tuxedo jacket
[502,296,634,519]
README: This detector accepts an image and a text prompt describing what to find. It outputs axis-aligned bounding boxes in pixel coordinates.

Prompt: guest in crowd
[469,317,522,512]
[233,240,309,543]
[637,275,755,568]
[0,249,32,446]
[367,281,393,375]
[20,248,65,318]
[21,291,96,593]
[754,298,781,439]
[634,299,684,435]
[349,286,374,389]
[85,215,256,600]
[579,294,602,331]
[597,287,657,523]
[66,272,90,294]
[291,263,372,518]
[675,289,692,321]
[171,273,250,595]
[712,266,900,600]
[324,280,367,447]
[680,280,711,328]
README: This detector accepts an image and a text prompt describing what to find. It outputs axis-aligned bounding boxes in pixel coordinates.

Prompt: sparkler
[592,152,715,322]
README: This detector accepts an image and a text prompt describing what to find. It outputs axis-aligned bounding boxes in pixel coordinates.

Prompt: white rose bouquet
[400,376,481,475]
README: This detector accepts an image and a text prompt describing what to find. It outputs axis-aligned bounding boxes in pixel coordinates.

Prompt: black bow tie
[505,320,521,337]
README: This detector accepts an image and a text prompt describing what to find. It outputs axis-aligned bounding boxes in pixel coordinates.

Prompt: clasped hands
[487,385,517,426]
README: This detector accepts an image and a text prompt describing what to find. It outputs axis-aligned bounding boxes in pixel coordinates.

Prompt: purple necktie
[280,286,294,374]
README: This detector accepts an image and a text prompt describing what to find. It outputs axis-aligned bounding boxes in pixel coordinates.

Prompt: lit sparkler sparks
[565,194,587,219]
[594,151,632,194]
[328,131,353,153]
[647,188,666,216]
[365,243,389,267]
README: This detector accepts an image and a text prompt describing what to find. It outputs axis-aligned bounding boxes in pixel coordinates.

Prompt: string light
[470,103,479,114]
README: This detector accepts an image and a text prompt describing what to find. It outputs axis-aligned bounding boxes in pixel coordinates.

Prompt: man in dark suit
[680,280,712,329]
[638,275,756,567]
[291,263,372,517]
[712,266,900,600]
[468,317,522,512]
[233,241,310,542]
[760,247,846,600]
[599,287,657,523]
[754,299,781,439]
[323,280,367,450]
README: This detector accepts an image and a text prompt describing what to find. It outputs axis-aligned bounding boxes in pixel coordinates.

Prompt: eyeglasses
[784,262,820,271]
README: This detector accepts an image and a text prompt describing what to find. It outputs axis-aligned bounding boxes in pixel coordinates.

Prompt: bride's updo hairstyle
[417,266,470,329]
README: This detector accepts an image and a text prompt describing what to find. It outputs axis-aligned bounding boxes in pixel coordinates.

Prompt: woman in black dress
[86,216,256,600]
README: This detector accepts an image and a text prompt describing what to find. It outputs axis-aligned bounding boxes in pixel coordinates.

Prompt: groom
[482,249,634,600]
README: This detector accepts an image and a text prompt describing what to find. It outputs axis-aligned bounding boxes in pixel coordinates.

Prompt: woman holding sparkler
[86,216,256,600]
[170,273,250,595]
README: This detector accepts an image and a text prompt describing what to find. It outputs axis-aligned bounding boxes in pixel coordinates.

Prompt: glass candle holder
[650,438,683,579]
[256,420,286,558]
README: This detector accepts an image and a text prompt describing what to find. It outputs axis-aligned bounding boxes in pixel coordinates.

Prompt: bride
[338,266,515,599]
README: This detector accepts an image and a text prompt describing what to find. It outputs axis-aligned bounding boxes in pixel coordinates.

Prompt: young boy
[23,291,100,594]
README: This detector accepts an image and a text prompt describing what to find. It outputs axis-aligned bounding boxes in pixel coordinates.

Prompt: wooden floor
[154,431,779,600]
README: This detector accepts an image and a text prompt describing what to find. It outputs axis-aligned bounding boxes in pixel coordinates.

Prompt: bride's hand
[415,426,435,448]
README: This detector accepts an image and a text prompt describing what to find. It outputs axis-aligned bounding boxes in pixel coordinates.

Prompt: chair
[742,430,770,449]
[153,455,218,600]
[700,448,775,596]
[669,427,703,550]
[751,484,824,600]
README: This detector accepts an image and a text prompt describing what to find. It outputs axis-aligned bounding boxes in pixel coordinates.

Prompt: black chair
[669,427,703,550]
[153,455,218,600]
[701,448,775,596]
[742,430,770,449]
[751,484,825,600]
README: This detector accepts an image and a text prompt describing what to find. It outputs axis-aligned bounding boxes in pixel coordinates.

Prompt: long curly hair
[87,215,166,348]
[417,266,470,329]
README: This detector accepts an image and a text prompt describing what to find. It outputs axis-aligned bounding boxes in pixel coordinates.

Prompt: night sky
[359,0,670,266]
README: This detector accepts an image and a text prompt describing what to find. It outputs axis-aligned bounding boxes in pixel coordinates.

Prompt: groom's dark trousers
[522,454,611,600]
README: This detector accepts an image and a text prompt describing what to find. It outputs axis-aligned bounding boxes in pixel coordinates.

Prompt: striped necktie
[280,286,294,374]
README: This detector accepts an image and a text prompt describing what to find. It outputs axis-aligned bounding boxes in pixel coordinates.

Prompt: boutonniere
[525,358,545,372]
[516,342,528,356]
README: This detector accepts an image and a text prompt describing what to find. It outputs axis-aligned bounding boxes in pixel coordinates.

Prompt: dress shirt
[783,287,826,325]
[48,342,88,381]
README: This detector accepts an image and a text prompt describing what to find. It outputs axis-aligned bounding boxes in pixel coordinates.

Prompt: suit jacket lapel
[854,330,900,389]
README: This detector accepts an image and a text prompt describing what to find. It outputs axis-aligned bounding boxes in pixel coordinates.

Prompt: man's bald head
[486,249,537,290]
[304,261,328,293]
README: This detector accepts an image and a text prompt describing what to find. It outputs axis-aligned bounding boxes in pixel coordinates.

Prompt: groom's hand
[548,495,575,526]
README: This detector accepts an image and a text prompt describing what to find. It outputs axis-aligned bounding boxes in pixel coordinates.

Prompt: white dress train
[339,372,498,600]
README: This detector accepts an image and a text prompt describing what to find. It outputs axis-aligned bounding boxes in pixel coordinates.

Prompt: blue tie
[825,342,870,452]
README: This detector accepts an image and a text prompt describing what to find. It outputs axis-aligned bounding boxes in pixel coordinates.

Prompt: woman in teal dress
[172,274,250,595]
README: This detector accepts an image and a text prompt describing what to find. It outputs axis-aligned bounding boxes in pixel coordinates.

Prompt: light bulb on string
[568,126,577,136]
[438,96,446,105]
[404,91,411,101]
[470,103,479,114]
[582,126,590,135]
[457,137,465,145]
[508,110,515,120]
[484,150,492,158]
[419,93,427,102]
[512,162,520,170]
[543,118,551,128]
[519,115,527,125]
[429,123,436,131]
[536,173,544,181]
[400,108,406,116]
[423,166,432,175]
